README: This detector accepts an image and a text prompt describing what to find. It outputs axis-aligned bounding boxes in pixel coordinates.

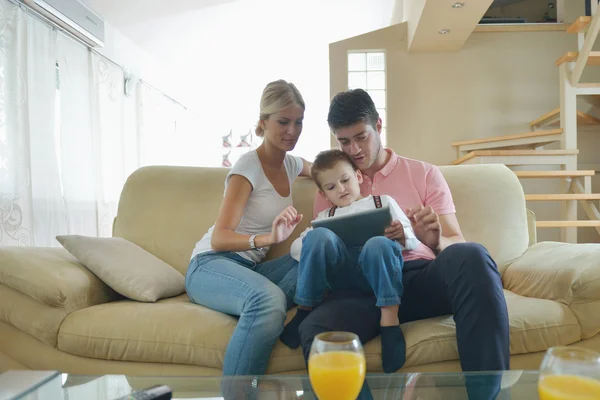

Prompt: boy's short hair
[327,89,379,131]
[310,149,359,189]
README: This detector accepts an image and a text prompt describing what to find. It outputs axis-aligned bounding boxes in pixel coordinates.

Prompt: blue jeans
[185,251,298,376]
[295,227,404,308]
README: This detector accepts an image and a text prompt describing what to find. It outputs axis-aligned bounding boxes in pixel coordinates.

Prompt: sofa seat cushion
[57,291,582,373]
[359,290,581,371]
[0,283,66,347]
[57,294,304,372]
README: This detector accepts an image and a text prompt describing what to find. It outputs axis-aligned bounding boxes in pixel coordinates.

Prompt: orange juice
[309,351,366,400]
[539,375,600,400]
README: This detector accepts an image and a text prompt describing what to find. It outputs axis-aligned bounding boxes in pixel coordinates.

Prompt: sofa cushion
[111,167,317,273]
[0,283,66,346]
[57,290,581,373]
[55,294,307,371]
[57,235,185,302]
[360,290,581,370]
[112,164,529,275]
[503,241,600,339]
[437,165,529,273]
[0,247,117,312]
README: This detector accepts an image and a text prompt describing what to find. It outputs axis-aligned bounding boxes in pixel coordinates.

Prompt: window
[348,51,387,146]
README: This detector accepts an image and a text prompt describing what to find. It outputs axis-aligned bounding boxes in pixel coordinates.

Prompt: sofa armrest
[0,247,119,313]
[503,241,600,338]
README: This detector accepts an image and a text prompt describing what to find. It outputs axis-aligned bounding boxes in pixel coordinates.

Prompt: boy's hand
[270,206,303,245]
[384,220,406,247]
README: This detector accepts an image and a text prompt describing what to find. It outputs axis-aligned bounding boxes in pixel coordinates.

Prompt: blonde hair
[255,80,305,137]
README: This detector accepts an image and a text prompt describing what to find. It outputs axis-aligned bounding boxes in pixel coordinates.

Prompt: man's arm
[407,207,465,255]
[412,165,464,254]
[300,158,312,177]
[438,213,465,253]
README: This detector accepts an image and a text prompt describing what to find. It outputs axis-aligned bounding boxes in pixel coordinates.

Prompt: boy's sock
[280,308,311,349]
[381,325,406,373]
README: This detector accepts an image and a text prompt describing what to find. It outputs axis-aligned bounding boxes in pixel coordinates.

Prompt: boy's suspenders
[327,196,382,217]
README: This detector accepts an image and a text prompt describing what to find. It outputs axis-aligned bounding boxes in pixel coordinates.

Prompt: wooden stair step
[537,220,600,228]
[567,16,592,34]
[581,95,600,108]
[525,194,600,201]
[451,129,562,148]
[577,111,600,125]
[556,51,600,66]
[452,150,579,165]
[530,108,600,127]
[514,170,595,178]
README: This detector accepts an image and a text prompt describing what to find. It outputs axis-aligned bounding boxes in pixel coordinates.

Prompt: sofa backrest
[113,163,529,275]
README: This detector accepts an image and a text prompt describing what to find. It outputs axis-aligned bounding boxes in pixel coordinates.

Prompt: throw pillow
[56,235,185,302]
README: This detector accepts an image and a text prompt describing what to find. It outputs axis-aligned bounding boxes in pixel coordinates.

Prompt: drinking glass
[308,331,366,400]
[538,346,600,400]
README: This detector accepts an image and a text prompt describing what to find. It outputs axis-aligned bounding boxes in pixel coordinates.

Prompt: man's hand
[406,205,442,252]
[384,220,406,247]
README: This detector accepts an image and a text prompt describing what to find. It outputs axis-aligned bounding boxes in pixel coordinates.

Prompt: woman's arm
[210,175,274,251]
[300,158,312,178]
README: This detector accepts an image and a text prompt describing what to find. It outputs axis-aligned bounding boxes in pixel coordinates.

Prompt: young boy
[280,149,419,372]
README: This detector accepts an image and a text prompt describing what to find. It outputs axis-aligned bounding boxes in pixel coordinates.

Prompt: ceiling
[406,0,495,52]
[82,0,241,27]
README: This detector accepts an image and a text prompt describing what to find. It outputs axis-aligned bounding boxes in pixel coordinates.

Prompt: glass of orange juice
[538,346,600,400]
[308,331,366,400]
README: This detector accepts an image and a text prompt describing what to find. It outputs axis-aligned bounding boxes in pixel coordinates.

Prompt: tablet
[311,206,393,247]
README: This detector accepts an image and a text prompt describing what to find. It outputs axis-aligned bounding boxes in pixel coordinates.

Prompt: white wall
[119,0,397,162]
[96,22,176,100]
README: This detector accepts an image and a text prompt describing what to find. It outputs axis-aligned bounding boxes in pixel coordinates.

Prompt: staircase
[451,10,600,243]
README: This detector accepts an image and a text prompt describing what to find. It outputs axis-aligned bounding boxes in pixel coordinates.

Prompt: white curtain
[0,0,189,247]
[0,2,63,247]
[0,0,30,246]
[26,10,63,247]
[56,32,96,237]
[0,0,133,246]
[91,53,127,238]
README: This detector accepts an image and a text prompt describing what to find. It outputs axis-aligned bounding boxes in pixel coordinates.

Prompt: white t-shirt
[191,150,303,263]
[290,195,420,261]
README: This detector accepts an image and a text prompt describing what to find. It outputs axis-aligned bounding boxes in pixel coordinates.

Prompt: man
[298,89,510,376]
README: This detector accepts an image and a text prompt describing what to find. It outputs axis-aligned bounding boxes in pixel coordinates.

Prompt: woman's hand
[270,206,303,245]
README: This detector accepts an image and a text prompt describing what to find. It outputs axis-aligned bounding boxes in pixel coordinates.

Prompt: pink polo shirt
[313,149,456,262]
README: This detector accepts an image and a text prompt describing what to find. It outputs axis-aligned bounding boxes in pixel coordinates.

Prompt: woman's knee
[247,283,288,322]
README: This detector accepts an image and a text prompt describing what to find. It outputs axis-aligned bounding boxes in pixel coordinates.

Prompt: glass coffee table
[3,370,539,399]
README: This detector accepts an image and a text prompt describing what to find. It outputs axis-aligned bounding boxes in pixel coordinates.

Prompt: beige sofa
[1,163,599,377]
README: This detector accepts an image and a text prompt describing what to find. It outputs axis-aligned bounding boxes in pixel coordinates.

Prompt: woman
[186,79,311,377]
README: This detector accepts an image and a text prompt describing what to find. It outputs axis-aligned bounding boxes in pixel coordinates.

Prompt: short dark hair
[310,149,358,189]
[327,89,379,131]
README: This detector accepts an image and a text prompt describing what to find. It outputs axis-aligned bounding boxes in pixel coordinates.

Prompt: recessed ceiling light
[439,29,451,34]
[452,2,465,8]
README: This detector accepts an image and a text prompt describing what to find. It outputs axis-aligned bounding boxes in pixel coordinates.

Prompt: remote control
[115,384,173,400]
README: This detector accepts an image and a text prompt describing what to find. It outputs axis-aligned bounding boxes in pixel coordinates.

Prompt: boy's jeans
[295,227,404,308]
